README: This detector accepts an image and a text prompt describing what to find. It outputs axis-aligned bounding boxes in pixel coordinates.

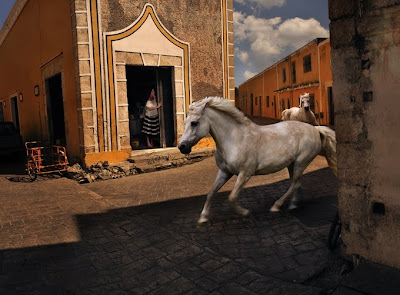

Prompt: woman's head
[149,89,155,100]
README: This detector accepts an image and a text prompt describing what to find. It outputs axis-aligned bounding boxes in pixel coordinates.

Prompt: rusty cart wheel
[27,157,37,181]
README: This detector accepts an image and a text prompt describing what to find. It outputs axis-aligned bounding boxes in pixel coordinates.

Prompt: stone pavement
[0,154,344,294]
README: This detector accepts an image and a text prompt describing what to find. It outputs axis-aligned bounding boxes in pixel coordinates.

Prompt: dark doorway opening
[126,66,175,150]
[46,73,66,146]
[10,96,20,131]
[328,87,334,125]
[250,93,254,116]
[0,101,4,122]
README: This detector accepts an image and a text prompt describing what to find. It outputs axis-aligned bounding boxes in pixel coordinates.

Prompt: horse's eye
[191,121,198,127]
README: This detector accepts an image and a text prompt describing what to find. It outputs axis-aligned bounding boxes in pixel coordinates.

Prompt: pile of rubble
[67,161,137,183]
[67,147,215,183]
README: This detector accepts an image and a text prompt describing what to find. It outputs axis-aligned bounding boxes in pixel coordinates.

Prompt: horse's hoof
[241,209,250,217]
[197,216,209,225]
[288,204,298,210]
[196,220,209,229]
[270,206,280,212]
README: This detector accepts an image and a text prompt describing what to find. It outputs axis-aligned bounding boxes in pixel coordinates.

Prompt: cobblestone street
[0,155,339,294]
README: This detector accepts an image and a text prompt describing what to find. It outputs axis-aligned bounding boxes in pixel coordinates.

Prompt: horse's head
[300,93,310,111]
[178,102,211,154]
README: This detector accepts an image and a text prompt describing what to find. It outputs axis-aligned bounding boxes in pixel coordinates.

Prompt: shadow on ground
[0,153,26,176]
[0,168,340,294]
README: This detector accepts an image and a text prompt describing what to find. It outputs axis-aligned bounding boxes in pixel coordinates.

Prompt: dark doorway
[46,73,66,146]
[328,87,334,125]
[126,66,175,150]
[273,95,277,119]
[281,99,285,114]
[250,93,254,116]
[10,96,20,131]
[0,101,4,122]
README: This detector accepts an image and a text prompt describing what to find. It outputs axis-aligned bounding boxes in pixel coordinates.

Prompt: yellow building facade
[238,38,334,126]
[0,0,235,164]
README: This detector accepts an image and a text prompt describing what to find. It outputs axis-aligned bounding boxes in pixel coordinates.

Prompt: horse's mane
[189,97,251,125]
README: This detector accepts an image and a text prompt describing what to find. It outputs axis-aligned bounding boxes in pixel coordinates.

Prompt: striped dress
[142,100,160,136]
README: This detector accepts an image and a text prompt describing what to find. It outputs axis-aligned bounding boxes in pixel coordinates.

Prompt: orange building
[237,38,334,126]
[0,0,235,165]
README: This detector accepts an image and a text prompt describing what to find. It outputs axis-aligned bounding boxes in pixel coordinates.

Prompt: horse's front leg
[228,172,252,217]
[198,169,233,224]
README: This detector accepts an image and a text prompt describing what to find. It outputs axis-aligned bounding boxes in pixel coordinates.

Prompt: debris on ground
[67,147,215,183]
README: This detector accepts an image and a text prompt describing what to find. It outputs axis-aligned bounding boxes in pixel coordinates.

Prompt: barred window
[303,54,312,73]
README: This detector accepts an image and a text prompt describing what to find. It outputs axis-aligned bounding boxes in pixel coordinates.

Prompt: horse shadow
[0,168,337,293]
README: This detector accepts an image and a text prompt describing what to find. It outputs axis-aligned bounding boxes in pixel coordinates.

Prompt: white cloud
[234,11,329,81]
[235,48,249,63]
[234,0,286,10]
[244,70,257,80]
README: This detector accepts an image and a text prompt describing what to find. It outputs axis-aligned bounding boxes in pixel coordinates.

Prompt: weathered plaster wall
[100,0,226,101]
[329,0,400,268]
[0,0,80,158]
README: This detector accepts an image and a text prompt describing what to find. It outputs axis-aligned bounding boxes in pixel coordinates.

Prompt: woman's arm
[146,103,162,111]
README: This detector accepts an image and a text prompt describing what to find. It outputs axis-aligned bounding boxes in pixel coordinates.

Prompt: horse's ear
[193,103,207,114]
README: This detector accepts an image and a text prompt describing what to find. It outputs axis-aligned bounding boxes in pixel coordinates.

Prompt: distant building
[237,38,334,126]
[0,0,235,164]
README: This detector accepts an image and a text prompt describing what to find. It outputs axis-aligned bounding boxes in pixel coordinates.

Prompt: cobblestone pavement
[0,155,338,294]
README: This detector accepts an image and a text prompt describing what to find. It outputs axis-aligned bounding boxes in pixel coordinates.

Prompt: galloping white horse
[282,93,319,126]
[178,97,337,225]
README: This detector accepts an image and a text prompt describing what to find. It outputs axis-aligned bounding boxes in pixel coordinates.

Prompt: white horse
[282,93,319,126]
[178,97,337,225]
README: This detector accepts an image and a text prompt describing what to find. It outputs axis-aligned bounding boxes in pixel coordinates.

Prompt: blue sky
[0,0,329,86]
[0,1,15,28]
[233,0,329,85]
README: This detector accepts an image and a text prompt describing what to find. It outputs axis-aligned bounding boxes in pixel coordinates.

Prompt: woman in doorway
[142,89,162,148]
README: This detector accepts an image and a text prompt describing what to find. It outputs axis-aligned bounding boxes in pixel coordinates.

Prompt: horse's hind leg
[228,172,252,217]
[286,163,301,210]
[289,188,301,210]
[198,169,233,224]
[270,164,305,212]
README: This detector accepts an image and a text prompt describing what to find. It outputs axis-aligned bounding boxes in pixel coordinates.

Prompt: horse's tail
[315,126,337,177]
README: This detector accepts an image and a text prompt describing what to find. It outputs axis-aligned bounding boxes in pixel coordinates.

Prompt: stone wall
[70,0,99,155]
[329,0,400,268]
[100,0,227,101]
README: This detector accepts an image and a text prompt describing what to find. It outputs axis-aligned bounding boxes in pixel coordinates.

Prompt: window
[287,98,290,109]
[282,68,287,83]
[281,99,285,111]
[291,61,296,83]
[255,95,258,105]
[303,54,312,73]
[266,96,270,107]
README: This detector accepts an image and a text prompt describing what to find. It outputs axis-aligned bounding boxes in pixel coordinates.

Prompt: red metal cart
[25,141,69,181]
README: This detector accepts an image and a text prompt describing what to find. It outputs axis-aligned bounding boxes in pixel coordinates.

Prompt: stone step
[128,147,215,166]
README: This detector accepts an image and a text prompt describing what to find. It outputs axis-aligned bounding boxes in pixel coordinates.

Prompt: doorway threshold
[130,147,177,158]
[128,146,215,173]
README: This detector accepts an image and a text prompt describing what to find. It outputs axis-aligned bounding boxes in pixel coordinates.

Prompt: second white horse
[282,93,319,126]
